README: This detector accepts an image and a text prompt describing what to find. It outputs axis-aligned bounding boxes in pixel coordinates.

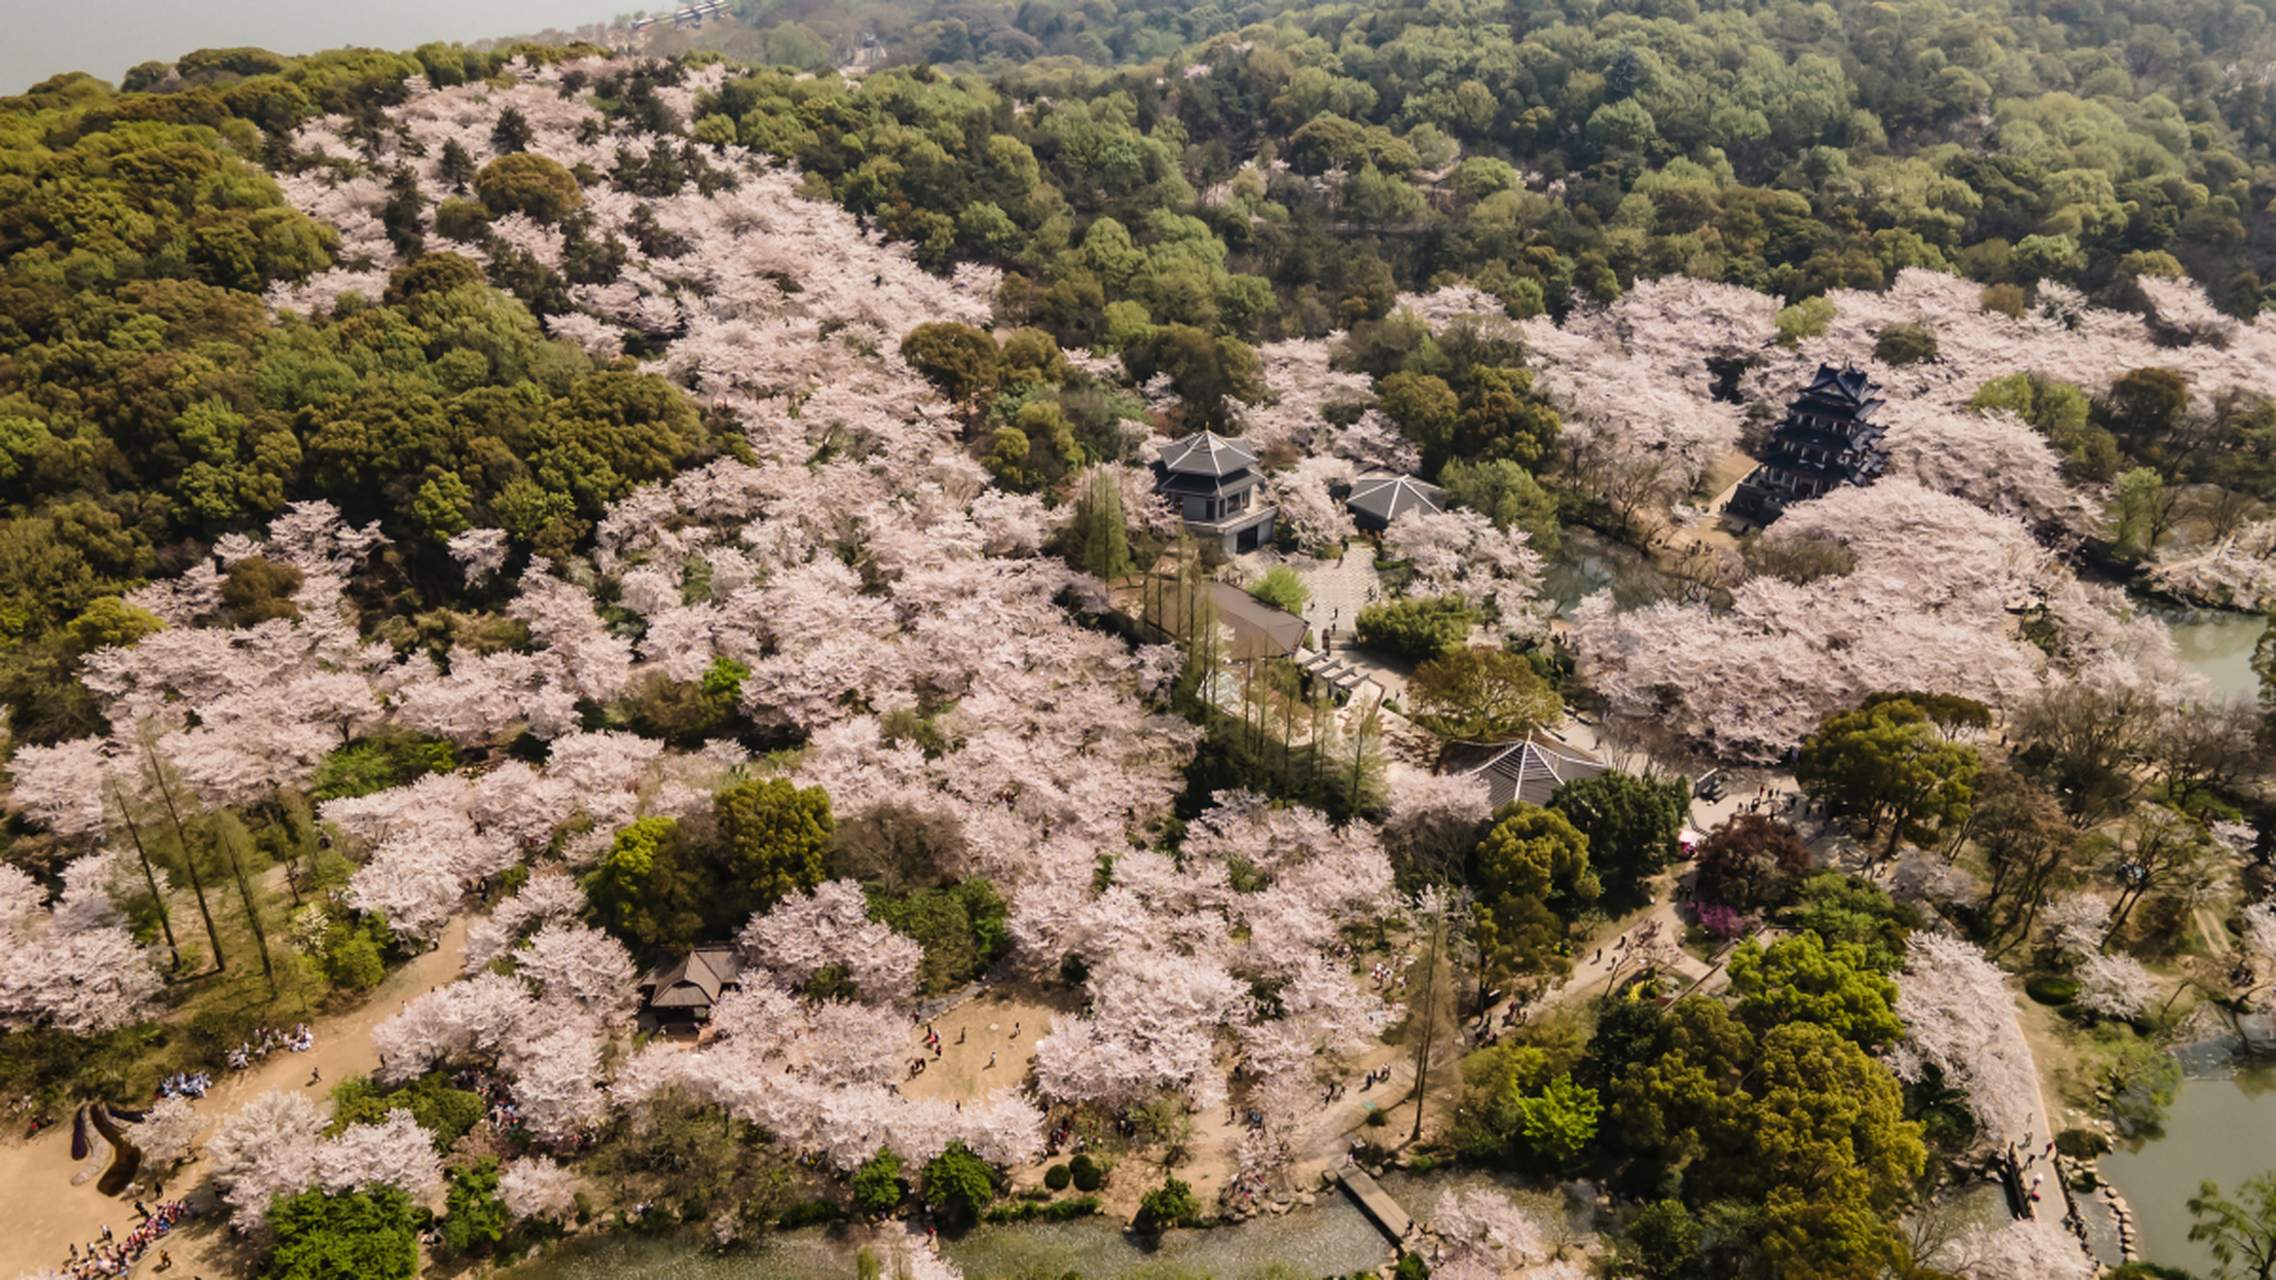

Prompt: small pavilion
[1345,472,1447,533]
[1437,734,1610,808]
[638,946,745,1028]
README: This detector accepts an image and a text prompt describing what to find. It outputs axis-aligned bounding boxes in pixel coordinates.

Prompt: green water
[2153,605,2265,701]
[2099,1066,2276,1276]
[503,1195,1395,1280]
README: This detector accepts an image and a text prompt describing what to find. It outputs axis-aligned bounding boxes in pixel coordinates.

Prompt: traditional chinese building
[1729,362,1889,524]
[1344,472,1447,533]
[1152,430,1277,555]
[638,946,744,1029]
[1437,734,1610,807]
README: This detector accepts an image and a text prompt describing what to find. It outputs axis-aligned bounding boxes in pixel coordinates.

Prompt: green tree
[1437,459,1560,554]
[1796,698,1979,857]
[1726,932,1904,1051]
[1731,1022,1925,1210]
[1547,771,1688,902]
[1471,802,1598,983]
[475,153,583,223]
[439,1160,509,1255]
[1692,814,1812,912]
[922,1141,996,1228]
[265,1186,420,1280]
[1872,322,1939,365]
[1405,646,1562,743]
[1136,1175,1198,1231]
[852,1148,905,1214]
[901,322,1002,426]
[716,777,834,920]
[1074,466,1132,583]
[2190,1176,2276,1280]
[587,816,709,952]
[1626,1199,1704,1279]
[2100,368,2191,453]
[1354,595,1473,663]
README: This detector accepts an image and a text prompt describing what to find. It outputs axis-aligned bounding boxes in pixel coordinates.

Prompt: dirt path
[0,916,470,1280]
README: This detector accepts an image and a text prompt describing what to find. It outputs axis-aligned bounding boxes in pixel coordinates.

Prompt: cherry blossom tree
[316,1110,444,1197]
[737,880,924,1006]
[205,1089,328,1230]
[1384,508,1543,640]
[499,1155,581,1221]
[1890,934,2040,1144]
[466,871,589,971]
[0,856,163,1035]
[1430,1187,1551,1280]
[2074,952,2160,1020]
[511,922,640,1022]
[129,1095,204,1169]
[2042,893,2112,959]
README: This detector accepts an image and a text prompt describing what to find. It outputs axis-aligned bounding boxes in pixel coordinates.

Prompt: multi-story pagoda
[1729,363,1889,525]
[1151,430,1277,555]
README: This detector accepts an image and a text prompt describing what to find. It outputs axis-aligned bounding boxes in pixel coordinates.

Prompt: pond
[2099,1062,2276,1276]
[1539,528,1681,618]
[504,1191,1396,1280]
[2150,604,2267,702]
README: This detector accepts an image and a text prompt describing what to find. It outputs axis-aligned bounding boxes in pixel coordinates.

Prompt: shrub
[1364,1106,1389,1127]
[1136,1176,1197,1231]
[776,1199,844,1229]
[1249,565,1309,613]
[1069,1153,1102,1192]
[1044,1164,1072,1191]
[852,1148,903,1214]
[1354,595,1473,663]
[2026,975,2079,1005]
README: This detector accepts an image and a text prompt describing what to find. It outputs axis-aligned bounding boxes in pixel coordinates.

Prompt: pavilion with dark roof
[1152,429,1277,555]
[638,946,745,1028]
[1729,362,1889,525]
[1437,734,1610,808]
[1345,472,1447,533]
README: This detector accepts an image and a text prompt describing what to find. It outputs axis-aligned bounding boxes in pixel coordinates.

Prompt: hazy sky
[4,0,608,94]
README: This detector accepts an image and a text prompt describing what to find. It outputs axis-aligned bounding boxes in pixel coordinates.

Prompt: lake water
[2099,1065,2276,1276]
[4,0,611,95]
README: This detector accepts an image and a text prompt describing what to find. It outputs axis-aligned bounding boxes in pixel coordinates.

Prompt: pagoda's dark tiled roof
[1153,464,1260,498]
[1156,430,1258,478]
[1766,422,1887,456]
[1804,362,1877,406]
[1345,472,1447,527]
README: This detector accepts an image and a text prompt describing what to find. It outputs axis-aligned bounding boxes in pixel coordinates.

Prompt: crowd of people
[54,1199,196,1277]
[224,1024,314,1071]
[155,1072,212,1100]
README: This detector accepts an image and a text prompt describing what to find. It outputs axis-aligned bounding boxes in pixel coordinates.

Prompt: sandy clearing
[0,916,470,1280]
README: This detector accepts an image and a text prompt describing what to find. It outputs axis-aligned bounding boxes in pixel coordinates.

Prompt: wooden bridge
[1332,1165,1413,1243]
